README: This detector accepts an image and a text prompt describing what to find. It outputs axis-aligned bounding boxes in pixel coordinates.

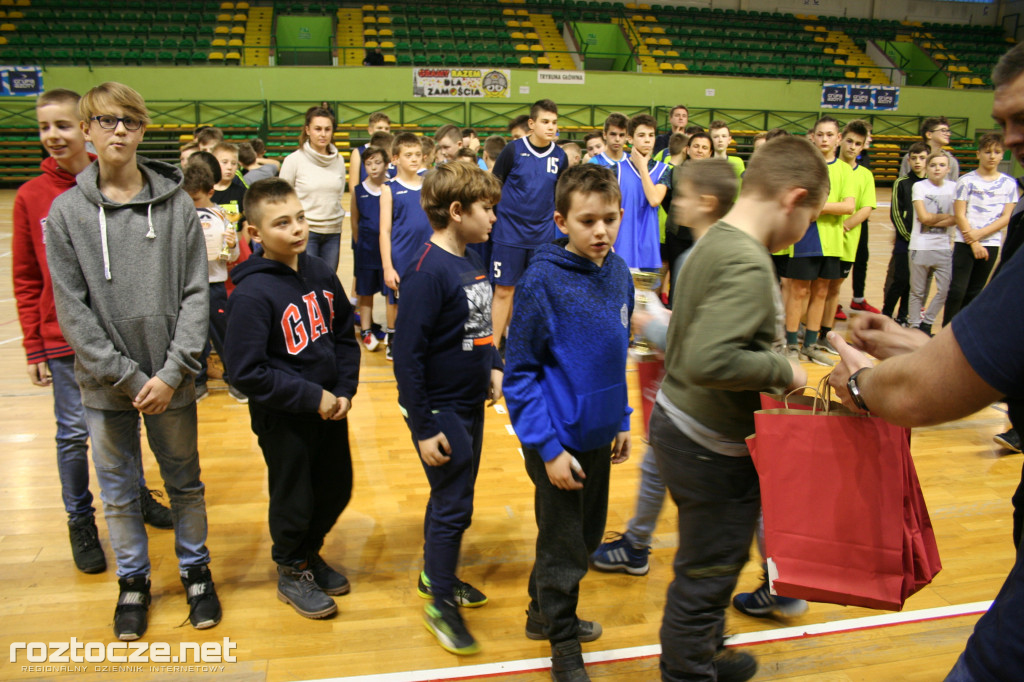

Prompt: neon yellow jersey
[841,163,877,263]
[816,158,853,258]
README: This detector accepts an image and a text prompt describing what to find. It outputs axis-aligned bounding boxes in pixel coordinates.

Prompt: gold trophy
[630,269,662,358]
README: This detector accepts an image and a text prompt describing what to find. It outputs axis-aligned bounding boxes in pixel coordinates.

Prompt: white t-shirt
[910,179,956,252]
[197,206,238,283]
[953,171,1020,247]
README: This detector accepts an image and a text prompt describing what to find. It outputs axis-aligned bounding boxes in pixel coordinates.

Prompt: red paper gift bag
[749,404,940,611]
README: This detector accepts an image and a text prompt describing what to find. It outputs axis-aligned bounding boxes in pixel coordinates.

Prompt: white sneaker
[361,329,380,352]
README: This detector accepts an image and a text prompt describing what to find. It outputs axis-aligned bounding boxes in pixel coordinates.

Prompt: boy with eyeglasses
[46,82,219,641]
[899,116,960,181]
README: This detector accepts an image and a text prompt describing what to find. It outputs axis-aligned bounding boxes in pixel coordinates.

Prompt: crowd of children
[14,78,1018,682]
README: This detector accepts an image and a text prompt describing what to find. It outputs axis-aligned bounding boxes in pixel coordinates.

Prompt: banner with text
[820,83,899,111]
[413,68,511,98]
[0,66,43,97]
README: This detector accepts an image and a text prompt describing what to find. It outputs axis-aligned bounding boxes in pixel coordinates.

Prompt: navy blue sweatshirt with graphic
[224,253,360,415]
[393,242,503,440]
[504,239,634,461]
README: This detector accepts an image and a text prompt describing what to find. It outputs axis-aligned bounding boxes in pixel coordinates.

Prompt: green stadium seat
[191,51,209,63]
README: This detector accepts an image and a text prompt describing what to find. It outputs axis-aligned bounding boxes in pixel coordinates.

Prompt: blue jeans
[625,445,667,548]
[50,356,148,520]
[84,404,210,578]
[306,231,341,273]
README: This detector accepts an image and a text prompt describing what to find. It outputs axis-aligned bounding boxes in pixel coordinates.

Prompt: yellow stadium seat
[364,15,376,23]
[529,43,543,52]
[364,28,377,36]
[220,1,234,8]
[376,5,389,11]
[214,26,229,35]
[514,43,528,51]
[383,53,396,63]
[364,40,379,48]
[233,13,246,22]
[377,28,392,36]
[674,63,687,71]
[0,22,12,30]
[217,13,231,21]
[235,1,250,8]
[230,26,245,35]
[519,55,535,65]
[377,16,391,24]
[510,31,525,40]
[379,40,394,48]
[226,51,241,61]
[362,4,374,10]
[507,19,520,27]
[525,32,538,40]
[228,38,243,46]
[212,38,228,47]
[209,51,226,61]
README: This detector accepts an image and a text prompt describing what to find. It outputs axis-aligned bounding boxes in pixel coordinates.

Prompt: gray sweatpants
[909,248,952,327]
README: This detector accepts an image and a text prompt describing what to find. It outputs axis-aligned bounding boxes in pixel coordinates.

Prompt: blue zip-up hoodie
[504,239,634,461]
[224,253,360,415]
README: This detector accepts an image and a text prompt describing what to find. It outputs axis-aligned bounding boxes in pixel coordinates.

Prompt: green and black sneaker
[417,570,487,607]
[423,600,481,656]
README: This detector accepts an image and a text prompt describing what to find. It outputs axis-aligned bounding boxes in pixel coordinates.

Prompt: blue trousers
[413,407,484,605]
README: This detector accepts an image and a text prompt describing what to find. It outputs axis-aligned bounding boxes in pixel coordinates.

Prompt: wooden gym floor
[0,190,1017,681]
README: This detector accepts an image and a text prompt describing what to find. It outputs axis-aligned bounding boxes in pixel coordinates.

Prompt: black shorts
[772,254,789,280]
[839,260,853,279]
[785,255,842,281]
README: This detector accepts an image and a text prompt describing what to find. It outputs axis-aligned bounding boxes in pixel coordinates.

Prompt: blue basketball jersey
[615,156,668,269]
[588,152,626,169]
[389,177,433,277]
[354,179,383,270]
[492,137,567,248]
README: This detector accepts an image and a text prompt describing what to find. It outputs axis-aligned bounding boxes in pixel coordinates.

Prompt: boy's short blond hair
[668,132,689,156]
[212,141,238,156]
[37,88,80,109]
[677,158,738,220]
[368,111,391,127]
[420,162,502,230]
[244,177,299,230]
[709,119,730,134]
[555,163,621,218]
[742,136,829,208]
[926,150,950,166]
[79,82,150,126]
[419,135,435,156]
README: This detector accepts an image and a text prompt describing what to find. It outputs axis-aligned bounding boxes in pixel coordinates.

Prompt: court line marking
[316,601,991,682]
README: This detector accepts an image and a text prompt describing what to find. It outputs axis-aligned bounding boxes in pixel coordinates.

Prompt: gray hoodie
[46,156,209,411]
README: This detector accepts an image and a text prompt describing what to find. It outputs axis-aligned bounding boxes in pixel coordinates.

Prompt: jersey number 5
[493,261,502,279]
[547,157,559,174]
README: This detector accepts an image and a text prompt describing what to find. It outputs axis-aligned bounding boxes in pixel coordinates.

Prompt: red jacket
[12,155,93,364]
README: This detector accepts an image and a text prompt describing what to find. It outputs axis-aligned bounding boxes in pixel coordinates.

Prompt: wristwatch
[847,367,870,412]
